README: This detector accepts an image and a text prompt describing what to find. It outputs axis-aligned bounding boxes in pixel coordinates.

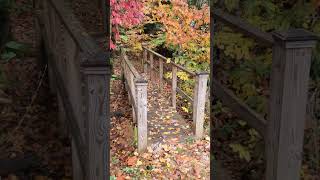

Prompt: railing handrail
[121,49,148,152]
[121,49,142,79]
[47,0,109,66]
[142,46,197,76]
[37,0,111,178]
[212,8,274,46]
[142,47,209,138]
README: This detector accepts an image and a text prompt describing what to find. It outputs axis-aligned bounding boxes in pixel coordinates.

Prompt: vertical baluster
[159,58,163,89]
[266,29,317,180]
[136,78,148,152]
[143,49,147,73]
[193,72,209,139]
[172,66,177,109]
[150,53,153,81]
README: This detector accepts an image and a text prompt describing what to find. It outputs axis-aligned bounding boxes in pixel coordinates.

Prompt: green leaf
[110,176,117,180]
[237,120,247,127]
[229,143,251,162]
[5,41,26,51]
[1,51,16,61]
[120,35,128,42]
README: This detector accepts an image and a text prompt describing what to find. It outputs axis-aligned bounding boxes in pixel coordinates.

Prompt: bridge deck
[131,59,194,145]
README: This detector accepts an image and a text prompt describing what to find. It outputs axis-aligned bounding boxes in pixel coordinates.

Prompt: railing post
[266,29,317,180]
[172,66,177,109]
[193,72,209,139]
[150,53,153,80]
[135,78,148,152]
[143,49,147,73]
[159,58,163,89]
[82,56,110,180]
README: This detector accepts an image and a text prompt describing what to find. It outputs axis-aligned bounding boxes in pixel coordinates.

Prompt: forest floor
[110,52,210,179]
[0,0,72,179]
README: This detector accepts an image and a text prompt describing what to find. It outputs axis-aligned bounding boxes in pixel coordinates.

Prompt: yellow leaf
[136,160,143,166]
[182,107,189,113]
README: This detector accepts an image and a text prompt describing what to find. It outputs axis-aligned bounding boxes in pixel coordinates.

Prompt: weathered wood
[142,46,167,61]
[143,49,147,72]
[212,8,274,46]
[150,53,154,80]
[159,58,163,89]
[82,65,110,180]
[136,79,148,152]
[265,29,317,180]
[72,138,84,180]
[37,0,111,178]
[57,92,68,136]
[100,0,108,34]
[192,72,209,139]
[144,63,148,74]
[170,62,196,76]
[172,66,177,109]
[49,51,88,172]
[47,0,100,56]
[205,87,210,114]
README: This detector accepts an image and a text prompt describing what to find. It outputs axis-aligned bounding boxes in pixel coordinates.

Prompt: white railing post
[193,72,209,139]
[171,66,177,109]
[135,78,148,152]
[159,58,163,89]
[143,49,147,73]
[150,53,153,80]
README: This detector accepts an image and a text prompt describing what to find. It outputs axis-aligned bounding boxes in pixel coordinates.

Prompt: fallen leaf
[136,160,143,166]
[127,156,138,166]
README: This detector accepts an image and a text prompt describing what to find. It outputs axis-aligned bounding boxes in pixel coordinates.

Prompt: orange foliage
[144,0,210,62]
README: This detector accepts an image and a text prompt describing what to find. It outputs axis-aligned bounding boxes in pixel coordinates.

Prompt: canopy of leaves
[110,0,144,49]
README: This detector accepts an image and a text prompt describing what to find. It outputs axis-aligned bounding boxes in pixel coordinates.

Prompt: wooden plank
[121,49,141,78]
[83,66,110,180]
[212,8,274,45]
[212,78,267,136]
[142,46,197,76]
[192,73,209,139]
[150,53,154,81]
[72,139,84,179]
[142,46,167,60]
[171,62,196,76]
[57,92,68,136]
[143,49,147,72]
[265,29,317,180]
[136,79,148,152]
[47,0,100,55]
[172,66,177,109]
[50,53,88,172]
[159,58,163,89]
[123,75,138,114]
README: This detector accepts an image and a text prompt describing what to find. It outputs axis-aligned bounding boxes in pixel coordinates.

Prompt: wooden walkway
[132,60,194,145]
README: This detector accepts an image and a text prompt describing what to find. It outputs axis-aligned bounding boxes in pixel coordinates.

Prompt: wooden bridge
[121,47,209,152]
[33,0,319,179]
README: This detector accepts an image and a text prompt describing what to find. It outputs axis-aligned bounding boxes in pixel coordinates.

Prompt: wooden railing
[121,49,148,152]
[34,0,110,179]
[142,46,209,139]
[211,7,318,180]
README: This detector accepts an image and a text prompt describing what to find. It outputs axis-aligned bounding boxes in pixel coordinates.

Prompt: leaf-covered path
[133,61,194,146]
[110,52,210,179]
